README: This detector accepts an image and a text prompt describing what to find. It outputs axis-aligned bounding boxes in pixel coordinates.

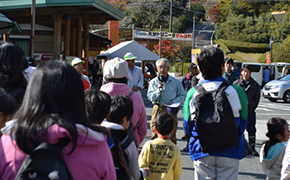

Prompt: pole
[159,25,162,58]
[30,0,36,58]
[270,37,273,62]
[132,24,135,40]
[192,12,195,49]
[188,0,191,10]
[169,0,173,32]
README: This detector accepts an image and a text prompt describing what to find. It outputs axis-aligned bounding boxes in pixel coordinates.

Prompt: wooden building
[0,0,124,60]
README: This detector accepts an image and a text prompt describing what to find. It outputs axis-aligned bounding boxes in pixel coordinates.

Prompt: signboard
[191,49,201,64]
[34,53,53,61]
[109,21,119,46]
[266,52,271,64]
[134,30,192,41]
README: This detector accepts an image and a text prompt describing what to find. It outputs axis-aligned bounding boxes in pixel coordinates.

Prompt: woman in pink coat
[0,60,115,180]
[100,58,147,147]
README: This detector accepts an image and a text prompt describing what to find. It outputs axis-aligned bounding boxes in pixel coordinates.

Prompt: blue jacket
[183,77,248,161]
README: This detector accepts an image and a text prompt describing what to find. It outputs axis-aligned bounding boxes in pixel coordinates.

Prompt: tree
[207,4,222,25]
[153,39,180,60]
[104,0,127,11]
[124,0,170,30]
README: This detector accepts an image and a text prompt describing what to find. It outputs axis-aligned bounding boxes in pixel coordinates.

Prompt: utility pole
[192,12,196,49]
[270,36,274,62]
[132,24,135,40]
[159,25,162,58]
[169,0,173,32]
[30,0,36,58]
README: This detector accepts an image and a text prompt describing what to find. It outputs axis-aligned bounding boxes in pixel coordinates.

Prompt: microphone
[158,75,165,92]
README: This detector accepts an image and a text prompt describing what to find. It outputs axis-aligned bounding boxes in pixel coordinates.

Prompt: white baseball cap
[124,52,137,60]
[71,57,85,66]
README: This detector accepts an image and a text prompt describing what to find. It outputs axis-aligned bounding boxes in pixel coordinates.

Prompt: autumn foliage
[153,39,180,59]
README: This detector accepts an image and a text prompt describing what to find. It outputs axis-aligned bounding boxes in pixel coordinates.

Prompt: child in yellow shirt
[139,112,182,180]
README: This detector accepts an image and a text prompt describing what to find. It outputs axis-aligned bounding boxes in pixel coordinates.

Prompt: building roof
[97,40,160,61]
[0,0,125,27]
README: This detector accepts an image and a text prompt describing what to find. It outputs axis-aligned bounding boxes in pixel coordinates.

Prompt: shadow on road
[238,172,266,179]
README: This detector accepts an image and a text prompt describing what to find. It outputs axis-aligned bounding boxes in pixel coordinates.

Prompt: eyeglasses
[157,66,169,70]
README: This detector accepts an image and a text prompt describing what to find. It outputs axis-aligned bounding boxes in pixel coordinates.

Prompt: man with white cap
[100,57,147,148]
[124,52,144,92]
[71,57,91,90]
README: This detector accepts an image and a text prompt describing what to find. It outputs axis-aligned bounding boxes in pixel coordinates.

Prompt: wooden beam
[3,34,9,41]
[64,18,71,60]
[76,17,82,57]
[70,27,76,56]
[83,22,89,60]
[53,13,62,60]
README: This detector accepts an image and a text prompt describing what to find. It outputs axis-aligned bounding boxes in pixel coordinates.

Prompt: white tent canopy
[97,40,160,61]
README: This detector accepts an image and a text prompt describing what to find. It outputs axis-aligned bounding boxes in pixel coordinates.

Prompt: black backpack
[192,81,239,153]
[110,135,132,180]
[15,137,73,180]
[127,91,139,147]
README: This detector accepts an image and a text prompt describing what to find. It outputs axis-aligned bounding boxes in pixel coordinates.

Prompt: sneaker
[251,150,259,156]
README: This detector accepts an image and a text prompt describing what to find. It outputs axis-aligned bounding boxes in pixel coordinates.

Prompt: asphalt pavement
[139,85,290,180]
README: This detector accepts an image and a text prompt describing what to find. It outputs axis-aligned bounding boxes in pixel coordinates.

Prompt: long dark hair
[13,60,109,154]
[263,117,287,157]
[0,41,27,92]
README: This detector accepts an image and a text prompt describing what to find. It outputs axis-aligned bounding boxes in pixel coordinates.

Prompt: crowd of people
[0,41,290,180]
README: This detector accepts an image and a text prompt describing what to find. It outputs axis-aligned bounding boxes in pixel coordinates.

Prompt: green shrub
[222,40,269,53]
[257,54,266,63]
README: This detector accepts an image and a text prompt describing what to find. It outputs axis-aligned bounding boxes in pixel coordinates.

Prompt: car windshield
[279,74,290,81]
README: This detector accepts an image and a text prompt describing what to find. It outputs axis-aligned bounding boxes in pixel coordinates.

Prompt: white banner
[134,30,192,41]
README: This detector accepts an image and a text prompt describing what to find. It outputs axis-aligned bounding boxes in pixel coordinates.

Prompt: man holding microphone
[147,58,185,144]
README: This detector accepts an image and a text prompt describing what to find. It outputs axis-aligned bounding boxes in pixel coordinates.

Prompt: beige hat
[103,57,133,81]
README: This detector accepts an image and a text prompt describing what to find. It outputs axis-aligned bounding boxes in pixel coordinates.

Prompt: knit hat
[124,52,137,60]
[103,57,133,81]
[71,57,85,66]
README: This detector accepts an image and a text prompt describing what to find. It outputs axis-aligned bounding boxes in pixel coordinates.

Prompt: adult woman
[0,60,115,180]
[0,41,27,107]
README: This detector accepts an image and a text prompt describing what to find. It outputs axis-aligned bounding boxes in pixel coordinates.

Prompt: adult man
[100,57,147,147]
[183,48,248,179]
[181,63,198,93]
[71,57,91,90]
[124,52,144,92]
[181,63,199,150]
[147,58,185,144]
[222,57,239,84]
[234,65,261,156]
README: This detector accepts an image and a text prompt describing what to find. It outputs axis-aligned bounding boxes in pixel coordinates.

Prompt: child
[139,112,182,180]
[102,95,149,180]
[84,89,111,125]
[260,117,289,179]
[0,87,16,136]
[0,60,115,180]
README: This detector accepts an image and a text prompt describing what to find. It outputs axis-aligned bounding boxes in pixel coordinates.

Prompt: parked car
[263,74,290,103]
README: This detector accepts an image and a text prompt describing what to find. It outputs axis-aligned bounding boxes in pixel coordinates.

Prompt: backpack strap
[120,136,133,165]
[10,88,25,98]
[54,137,71,150]
[133,121,139,131]
[127,91,134,98]
[217,80,231,92]
[194,84,207,95]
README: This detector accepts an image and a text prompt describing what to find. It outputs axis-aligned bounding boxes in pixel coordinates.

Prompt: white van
[241,63,274,87]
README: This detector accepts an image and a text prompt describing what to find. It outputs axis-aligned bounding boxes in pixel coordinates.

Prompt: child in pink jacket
[0,60,115,180]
